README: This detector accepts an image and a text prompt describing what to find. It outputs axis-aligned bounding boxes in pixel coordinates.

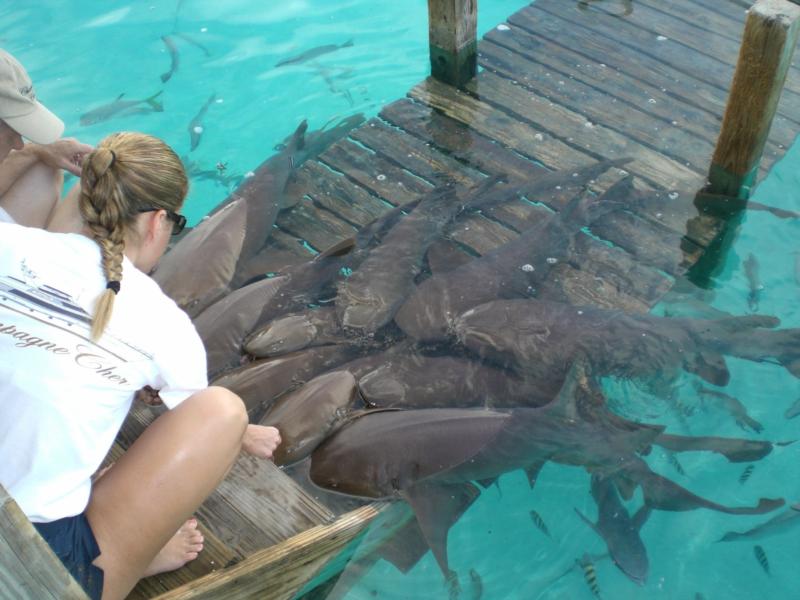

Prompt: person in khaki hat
[0,48,92,228]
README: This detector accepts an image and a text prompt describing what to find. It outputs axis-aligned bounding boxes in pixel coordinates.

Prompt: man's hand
[134,385,163,406]
[32,138,93,176]
[242,424,282,460]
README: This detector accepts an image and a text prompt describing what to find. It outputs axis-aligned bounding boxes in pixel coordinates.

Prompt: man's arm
[0,138,92,197]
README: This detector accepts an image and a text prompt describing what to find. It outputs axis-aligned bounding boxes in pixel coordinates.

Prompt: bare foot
[143,518,204,577]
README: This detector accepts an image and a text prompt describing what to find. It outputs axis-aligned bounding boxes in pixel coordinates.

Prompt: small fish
[160,35,179,83]
[80,91,164,126]
[753,544,770,575]
[216,161,227,175]
[744,253,762,312]
[739,464,755,485]
[188,93,216,151]
[529,509,552,538]
[696,385,763,434]
[468,568,483,600]
[666,451,686,476]
[578,553,602,598]
[785,397,800,419]
[695,594,706,600]
[312,62,355,107]
[173,32,211,57]
[276,39,354,67]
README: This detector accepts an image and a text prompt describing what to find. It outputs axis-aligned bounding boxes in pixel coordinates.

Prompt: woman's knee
[187,386,248,433]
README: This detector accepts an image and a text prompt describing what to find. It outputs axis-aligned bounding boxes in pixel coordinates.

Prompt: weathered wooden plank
[481,28,723,146]
[380,98,551,183]
[446,212,519,255]
[294,162,390,228]
[708,0,800,198]
[319,139,430,206]
[578,0,800,100]
[591,209,705,276]
[467,70,705,190]
[409,76,595,171]
[129,523,239,600]
[199,454,335,556]
[151,505,382,600]
[503,5,787,178]
[0,486,88,600]
[351,118,484,186]
[277,197,358,253]
[514,3,800,151]
[116,404,335,559]
[428,0,478,86]
[478,39,717,175]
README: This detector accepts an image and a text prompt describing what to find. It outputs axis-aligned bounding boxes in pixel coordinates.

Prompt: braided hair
[78,132,187,340]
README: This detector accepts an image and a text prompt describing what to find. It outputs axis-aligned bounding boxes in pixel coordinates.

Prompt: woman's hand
[242,424,282,460]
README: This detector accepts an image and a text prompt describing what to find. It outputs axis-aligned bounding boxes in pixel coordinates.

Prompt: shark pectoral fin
[574,508,600,536]
[654,433,773,463]
[780,356,800,378]
[524,461,546,490]
[684,351,730,386]
[636,463,785,515]
[376,515,431,574]
[632,506,651,531]
[611,472,638,501]
[316,237,356,260]
[401,480,481,578]
[476,477,500,490]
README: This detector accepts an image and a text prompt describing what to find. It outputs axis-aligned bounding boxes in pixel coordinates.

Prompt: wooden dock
[4,1,797,599]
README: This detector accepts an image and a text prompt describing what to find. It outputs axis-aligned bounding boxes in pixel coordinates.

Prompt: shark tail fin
[342,39,355,48]
[146,90,164,112]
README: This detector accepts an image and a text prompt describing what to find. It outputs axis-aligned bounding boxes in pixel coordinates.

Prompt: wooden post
[0,485,89,599]
[707,0,800,199]
[428,0,478,88]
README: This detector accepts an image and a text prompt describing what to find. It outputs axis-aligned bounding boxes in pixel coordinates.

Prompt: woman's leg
[45,182,84,233]
[86,387,248,600]
[0,161,63,228]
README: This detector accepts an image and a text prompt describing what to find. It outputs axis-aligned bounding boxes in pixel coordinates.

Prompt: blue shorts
[34,512,104,600]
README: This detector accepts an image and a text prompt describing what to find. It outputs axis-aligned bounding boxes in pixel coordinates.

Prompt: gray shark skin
[575,475,649,585]
[211,345,362,418]
[337,176,508,333]
[244,306,344,358]
[355,353,543,409]
[154,120,307,317]
[394,170,636,343]
[79,91,164,126]
[718,507,800,542]
[259,370,361,466]
[310,360,780,580]
[193,275,288,379]
[455,299,799,402]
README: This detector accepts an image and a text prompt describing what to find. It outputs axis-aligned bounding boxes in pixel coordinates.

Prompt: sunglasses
[138,207,187,236]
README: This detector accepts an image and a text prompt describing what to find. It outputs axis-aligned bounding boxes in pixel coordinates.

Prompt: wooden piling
[150,504,383,600]
[707,0,800,198]
[428,0,478,87]
[0,486,88,600]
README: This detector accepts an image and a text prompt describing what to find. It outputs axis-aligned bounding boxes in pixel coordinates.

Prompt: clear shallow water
[4,2,800,599]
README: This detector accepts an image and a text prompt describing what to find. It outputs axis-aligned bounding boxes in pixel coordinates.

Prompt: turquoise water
[4,2,800,599]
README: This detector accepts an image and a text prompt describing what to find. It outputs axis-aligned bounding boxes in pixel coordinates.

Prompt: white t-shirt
[0,222,208,522]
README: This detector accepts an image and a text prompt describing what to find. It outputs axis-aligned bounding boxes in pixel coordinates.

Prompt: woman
[0,132,281,600]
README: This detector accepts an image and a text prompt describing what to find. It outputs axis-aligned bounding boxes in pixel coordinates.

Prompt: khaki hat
[0,49,64,144]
